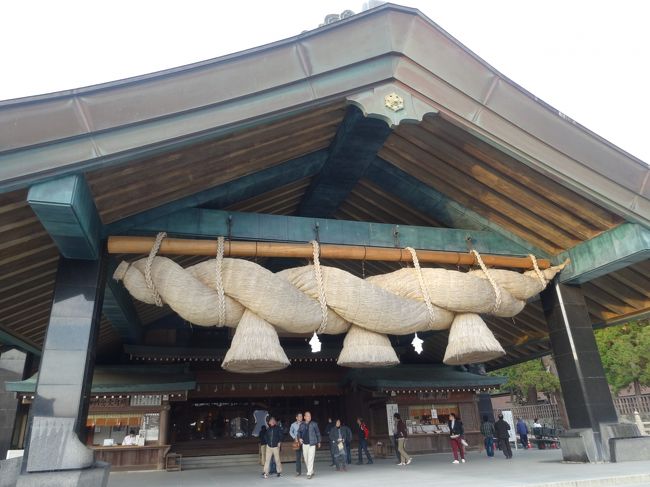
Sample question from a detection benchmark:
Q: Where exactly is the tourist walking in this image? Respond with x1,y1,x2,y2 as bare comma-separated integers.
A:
330,419,351,471
290,413,304,477
341,421,353,464
298,411,321,479
324,418,335,466
393,413,411,465
263,417,283,478
517,418,529,449
356,417,374,464
448,412,466,464
480,415,495,457
494,413,512,459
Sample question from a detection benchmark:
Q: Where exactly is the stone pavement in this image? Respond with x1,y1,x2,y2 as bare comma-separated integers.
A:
108,448,650,487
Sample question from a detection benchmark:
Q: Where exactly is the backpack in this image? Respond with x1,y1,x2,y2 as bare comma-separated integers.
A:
361,423,369,439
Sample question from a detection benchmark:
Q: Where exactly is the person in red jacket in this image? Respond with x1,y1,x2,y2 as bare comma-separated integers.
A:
355,417,374,465
448,413,465,464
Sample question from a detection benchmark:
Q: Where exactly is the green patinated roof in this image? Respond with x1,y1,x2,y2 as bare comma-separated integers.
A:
5,365,196,394
343,364,506,390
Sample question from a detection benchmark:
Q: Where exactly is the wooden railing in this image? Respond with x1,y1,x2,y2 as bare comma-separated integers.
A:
495,395,650,426
494,404,561,425
612,396,650,415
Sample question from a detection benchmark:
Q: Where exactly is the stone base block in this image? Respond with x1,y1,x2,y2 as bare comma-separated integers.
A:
0,457,21,487
600,422,640,460
610,436,650,462
559,429,598,462
15,462,110,487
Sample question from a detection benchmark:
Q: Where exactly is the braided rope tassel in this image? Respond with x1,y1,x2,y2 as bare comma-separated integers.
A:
144,232,166,307
311,240,328,335
215,236,227,326
529,254,547,287
406,247,436,329
471,249,502,313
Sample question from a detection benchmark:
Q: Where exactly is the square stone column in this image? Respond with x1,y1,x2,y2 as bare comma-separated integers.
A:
16,257,110,486
540,281,619,461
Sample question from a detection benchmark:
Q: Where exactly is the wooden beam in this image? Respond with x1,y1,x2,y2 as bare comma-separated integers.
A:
366,158,550,257
0,326,41,356
104,149,329,235
108,235,551,269
27,174,101,259
126,208,545,259
102,260,144,344
557,223,650,283
298,106,392,217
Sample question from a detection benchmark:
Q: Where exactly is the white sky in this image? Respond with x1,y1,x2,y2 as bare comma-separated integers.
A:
2,0,649,163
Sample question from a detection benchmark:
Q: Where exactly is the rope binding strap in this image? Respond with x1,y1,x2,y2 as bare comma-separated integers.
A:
215,236,227,326
470,249,501,313
405,247,436,329
309,240,327,352
405,247,432,354
529,254,547,288
145,232,167,307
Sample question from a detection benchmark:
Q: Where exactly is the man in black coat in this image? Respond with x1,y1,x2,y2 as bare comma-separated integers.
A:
494,414,513,459
263,417,283,478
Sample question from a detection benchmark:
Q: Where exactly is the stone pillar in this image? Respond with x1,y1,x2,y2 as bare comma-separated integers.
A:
159,404,171,446
17,257,110,486
0,350,28,459
540,281,622,462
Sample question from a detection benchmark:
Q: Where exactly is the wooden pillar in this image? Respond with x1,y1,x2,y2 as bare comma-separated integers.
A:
159,403,171,446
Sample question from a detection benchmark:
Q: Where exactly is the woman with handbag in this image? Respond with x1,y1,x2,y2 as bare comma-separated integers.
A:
330,419,351,471
448,413,466,464
393,413,412,465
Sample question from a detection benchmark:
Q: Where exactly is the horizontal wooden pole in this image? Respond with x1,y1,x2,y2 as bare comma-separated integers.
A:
108,236,553,269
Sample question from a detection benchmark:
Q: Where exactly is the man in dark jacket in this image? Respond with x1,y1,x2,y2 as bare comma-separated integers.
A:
356,417,374,464
494,414,512,459
330,419,352,471
263,417,283,478
298,411,321,479
516,418,529,449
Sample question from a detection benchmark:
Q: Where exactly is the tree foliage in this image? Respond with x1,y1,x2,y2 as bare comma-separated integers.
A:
594,319,650,394
490,358,560,404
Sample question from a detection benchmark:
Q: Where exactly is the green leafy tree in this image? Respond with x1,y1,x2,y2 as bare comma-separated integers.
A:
595,320,650,395
490,358,560,404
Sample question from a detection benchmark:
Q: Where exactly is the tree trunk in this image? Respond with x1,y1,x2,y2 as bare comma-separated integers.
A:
527,385,538,405
633,379,642,412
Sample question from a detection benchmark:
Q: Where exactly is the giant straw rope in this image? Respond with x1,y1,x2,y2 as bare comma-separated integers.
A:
114,233,567,373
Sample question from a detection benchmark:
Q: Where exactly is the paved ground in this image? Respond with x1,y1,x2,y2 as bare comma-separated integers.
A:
108,449,650,487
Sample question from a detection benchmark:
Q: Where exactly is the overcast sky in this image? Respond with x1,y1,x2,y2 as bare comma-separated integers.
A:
2,0,649,163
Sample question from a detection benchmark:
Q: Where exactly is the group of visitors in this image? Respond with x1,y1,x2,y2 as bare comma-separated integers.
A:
480,414,539,459
261,412,374,479
261,410,533,478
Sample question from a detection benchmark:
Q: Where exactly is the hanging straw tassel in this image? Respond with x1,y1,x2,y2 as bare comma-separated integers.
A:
222,310,290,373
443,313,505,365
337,325,399,368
